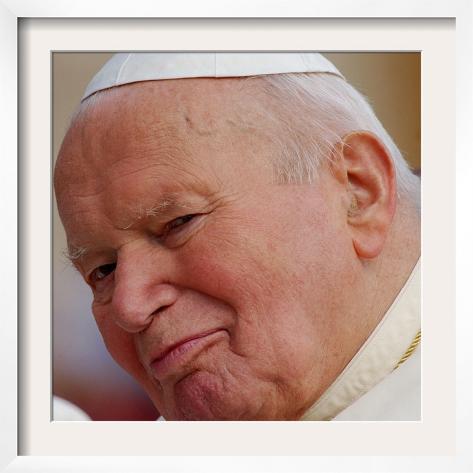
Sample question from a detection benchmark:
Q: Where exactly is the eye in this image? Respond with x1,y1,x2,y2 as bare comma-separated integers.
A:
90,263,116,283
165,214,197,233
157,213,204,247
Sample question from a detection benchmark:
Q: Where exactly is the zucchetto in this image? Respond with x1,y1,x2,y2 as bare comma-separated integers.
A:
82,52,344,101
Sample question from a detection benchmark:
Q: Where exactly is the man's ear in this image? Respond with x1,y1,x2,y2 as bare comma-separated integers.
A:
331,131,397,259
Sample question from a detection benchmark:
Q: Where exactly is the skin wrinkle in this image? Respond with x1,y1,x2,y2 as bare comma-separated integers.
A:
55,77,420,421
219,365,270,420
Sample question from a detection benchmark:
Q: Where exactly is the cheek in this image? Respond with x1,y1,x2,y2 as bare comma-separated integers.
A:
172,200,353,347
173,225,317,354
174,211,334,314
92,304,146,382
175,230,277,315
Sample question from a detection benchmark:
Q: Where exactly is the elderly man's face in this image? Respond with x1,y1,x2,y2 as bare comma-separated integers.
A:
55,79,362,420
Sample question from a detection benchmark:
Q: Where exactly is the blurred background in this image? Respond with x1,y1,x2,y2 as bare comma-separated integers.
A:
53,52,420,420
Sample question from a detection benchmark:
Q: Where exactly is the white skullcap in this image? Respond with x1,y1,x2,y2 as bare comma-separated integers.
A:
82,52,344,101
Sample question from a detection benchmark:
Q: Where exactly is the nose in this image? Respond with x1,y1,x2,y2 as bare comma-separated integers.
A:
110,242,179,333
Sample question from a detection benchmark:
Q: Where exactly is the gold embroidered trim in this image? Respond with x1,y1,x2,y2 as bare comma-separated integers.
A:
395,330,421,369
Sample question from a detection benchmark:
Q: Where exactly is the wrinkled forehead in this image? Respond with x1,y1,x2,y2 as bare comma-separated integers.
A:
77,76,262,130
54,78,276,219
56,79,261,181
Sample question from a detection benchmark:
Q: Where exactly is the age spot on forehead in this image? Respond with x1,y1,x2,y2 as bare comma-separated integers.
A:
183,113,214,137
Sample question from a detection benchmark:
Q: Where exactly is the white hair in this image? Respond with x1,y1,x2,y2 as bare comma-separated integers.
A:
255,72,420,210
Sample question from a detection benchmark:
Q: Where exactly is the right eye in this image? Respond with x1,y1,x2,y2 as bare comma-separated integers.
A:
90,263,116,284
165,214,196,233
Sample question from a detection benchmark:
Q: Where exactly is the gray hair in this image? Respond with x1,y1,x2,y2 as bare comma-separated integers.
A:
256,73,420,210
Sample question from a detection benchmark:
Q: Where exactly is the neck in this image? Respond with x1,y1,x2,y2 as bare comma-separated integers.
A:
366,199,421,328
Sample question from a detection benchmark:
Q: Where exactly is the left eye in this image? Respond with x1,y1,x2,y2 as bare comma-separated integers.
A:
165,214,196,232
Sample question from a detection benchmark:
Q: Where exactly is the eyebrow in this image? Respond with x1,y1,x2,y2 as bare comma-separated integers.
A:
63,245,88,265
117,195,197,230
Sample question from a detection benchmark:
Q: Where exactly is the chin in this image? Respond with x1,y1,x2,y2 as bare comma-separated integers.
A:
166,370,262,421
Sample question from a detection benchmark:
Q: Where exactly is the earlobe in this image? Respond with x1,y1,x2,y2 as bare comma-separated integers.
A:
339,131,397,259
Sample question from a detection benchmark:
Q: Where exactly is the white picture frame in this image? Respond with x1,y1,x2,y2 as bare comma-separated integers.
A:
1,1,472,471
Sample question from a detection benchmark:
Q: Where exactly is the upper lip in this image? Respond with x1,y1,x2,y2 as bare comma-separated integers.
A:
148,328,224,365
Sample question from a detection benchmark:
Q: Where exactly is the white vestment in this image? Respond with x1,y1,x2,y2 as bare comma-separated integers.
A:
333,347,420,421
53,396,91,421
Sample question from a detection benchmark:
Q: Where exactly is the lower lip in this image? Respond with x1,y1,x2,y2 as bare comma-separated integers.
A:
150,330,226,380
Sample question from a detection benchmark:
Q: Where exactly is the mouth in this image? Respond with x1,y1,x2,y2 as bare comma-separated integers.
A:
149,329,227,380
